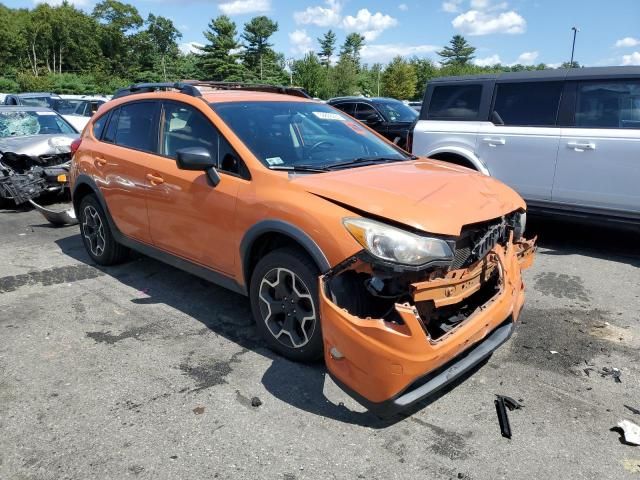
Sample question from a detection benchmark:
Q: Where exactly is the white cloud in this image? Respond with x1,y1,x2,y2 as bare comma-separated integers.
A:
452,9,526,35
218,0,270,15
342,9,398,41
515,50,538,65
361,43,439,63
33,0,90,6
470,0,489,8
294,0,342,27
473,54,502,66
615,37,640,48
179,42,204,55
441,0,462,13
289,29,314,55
622,52,640,66
398,3,408,11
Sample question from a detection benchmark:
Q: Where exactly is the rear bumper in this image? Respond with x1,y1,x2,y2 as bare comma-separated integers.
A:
320,238,535,415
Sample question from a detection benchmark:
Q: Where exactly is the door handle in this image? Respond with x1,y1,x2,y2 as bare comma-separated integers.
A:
94,157,107,167
482,137,506,146
567,141,596,152
146,173,165,185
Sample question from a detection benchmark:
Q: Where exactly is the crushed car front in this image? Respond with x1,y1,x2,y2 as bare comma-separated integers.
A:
292,160,536,415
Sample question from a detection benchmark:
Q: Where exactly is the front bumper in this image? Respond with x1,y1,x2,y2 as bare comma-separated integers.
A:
320,237,535,416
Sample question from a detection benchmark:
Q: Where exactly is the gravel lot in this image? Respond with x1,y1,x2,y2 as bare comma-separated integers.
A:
1,201,639,479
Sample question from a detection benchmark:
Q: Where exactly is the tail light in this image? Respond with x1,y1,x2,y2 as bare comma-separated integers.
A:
70,138,82,156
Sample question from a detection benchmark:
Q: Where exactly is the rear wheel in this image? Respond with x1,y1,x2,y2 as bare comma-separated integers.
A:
250,248,323,362
79,195,128,265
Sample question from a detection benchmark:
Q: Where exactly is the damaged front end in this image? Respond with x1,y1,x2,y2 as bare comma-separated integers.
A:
320,212,536,416
0,135,75,206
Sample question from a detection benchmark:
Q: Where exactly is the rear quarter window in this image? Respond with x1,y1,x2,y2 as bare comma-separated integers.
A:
492,81,563,127
92,113,109,139
427,84,482,120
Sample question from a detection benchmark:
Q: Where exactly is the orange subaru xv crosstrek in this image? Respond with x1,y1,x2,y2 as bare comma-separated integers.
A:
70,81,535,416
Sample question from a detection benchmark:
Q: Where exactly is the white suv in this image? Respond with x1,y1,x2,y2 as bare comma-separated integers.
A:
411,66,640,225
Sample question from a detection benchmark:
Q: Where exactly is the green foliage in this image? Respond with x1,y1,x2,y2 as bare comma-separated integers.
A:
382,57,417,100
16,73,53,92
0,77,19,93
318,30,336,68
438,35,476,66
292,53,326,97
241,15,282,80
340,33,365,69
198,15,247,81
331,57,359,96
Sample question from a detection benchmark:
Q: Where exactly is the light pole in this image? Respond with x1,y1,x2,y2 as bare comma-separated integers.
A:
570,26,579,67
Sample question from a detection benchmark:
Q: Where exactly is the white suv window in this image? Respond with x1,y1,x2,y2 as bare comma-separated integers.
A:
428,84,482,120
575,81,640,129
492,82,562,127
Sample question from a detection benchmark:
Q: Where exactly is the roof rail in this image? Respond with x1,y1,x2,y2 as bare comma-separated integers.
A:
113,81,311,100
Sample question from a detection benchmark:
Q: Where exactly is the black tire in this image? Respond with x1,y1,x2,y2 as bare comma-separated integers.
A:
250,248,323,362
78,194,129,265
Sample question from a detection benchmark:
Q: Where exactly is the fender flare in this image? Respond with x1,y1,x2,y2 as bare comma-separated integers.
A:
240,219,331,286
426,146,490,176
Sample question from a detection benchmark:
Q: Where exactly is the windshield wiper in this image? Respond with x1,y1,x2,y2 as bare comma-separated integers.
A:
323,156,407,170
268,164,329,173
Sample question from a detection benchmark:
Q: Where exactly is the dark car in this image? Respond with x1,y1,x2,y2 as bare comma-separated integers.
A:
3,92,62,108
327,96,418,149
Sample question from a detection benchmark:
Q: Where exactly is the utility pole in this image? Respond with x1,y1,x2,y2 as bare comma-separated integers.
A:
570,26,579,67
377,68,380,97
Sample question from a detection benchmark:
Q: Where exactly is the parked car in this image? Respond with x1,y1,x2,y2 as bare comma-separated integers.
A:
57,95,108,131
327,96,418,149
0,106,78,205
3,92,63,108
407,101,422,113
412,66,640,225
70,81,534,416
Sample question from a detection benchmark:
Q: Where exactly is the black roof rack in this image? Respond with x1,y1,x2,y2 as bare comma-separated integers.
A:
113,81,311,100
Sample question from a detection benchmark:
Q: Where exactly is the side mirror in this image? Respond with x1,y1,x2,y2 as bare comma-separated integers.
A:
176,147,220,186
364,113,382,126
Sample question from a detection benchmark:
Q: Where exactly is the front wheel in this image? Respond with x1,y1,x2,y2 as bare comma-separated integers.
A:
250,248,323,362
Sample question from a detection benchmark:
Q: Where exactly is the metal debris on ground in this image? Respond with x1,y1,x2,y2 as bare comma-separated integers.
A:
29,200,77,226
600,366,622,383
617,420,640,446
624,405,640,415
494,396,512,439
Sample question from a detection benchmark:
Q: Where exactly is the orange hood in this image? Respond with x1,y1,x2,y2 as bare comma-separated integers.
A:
293,159,526,236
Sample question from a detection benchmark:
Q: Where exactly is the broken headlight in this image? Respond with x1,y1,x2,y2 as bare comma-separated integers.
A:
343,217,454,267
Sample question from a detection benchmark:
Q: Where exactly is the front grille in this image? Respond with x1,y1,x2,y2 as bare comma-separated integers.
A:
452,216,510,269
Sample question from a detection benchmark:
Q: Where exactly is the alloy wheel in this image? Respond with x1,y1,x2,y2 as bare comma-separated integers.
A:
82,205,106,257
258,267,317,348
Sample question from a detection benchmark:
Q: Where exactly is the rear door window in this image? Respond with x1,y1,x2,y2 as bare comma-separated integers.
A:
332,102,357,116
114,102,159,153
575,80,640,129
492,82,563,126
428,84,482,120
103,108,119,143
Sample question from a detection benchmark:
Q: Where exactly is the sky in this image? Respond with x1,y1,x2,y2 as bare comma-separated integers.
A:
4,0,640,67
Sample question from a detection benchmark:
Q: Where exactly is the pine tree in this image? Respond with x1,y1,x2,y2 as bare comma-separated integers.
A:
241,15,278,80
317,29,336,68
339,32,365,68
197,15,246,81
437,35,475,66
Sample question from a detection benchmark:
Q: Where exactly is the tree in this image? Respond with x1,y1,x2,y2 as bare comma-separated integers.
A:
340,32,365,68
197,15,246,81
331,56,358,96
410,57,438,99
561,61,580,68
241,15,278,79
292,52,326,97
437,35,475,66
318,30,336,68
382,56,417,100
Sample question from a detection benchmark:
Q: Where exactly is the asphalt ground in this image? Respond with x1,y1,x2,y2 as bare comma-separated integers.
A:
1,200,639,480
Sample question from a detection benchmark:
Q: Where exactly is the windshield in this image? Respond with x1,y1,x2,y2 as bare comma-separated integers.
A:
19,97,56,108
376,100,418,123
55,99,86,115
211,101,408,169
0,111,76,138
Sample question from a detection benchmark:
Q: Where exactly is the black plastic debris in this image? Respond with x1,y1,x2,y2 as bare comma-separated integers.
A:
251,396,262,407
494,396,512,439
600,367,622,383
625,405,640,416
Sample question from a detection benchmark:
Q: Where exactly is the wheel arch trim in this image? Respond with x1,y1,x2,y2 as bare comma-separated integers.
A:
426,146,490,175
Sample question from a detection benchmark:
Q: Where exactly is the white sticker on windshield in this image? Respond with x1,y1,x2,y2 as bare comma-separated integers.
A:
265,156,284,165
36,111,57,116
312,111,345,121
